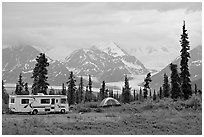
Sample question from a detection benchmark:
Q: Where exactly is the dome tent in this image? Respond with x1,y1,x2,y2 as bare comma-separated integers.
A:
99,97,121,107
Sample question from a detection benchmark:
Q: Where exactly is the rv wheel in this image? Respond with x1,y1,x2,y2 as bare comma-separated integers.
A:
32,110,38,115
61,109,66,114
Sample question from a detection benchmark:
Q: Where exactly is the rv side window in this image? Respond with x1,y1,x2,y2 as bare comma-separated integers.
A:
10,98,15,103
21,99,29,104
41,99,50,104
61,98,67,104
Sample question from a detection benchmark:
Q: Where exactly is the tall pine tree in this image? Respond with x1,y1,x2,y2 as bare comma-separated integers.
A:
194,84,197,95
122,75,131,103
143,73,152,99
22,83,29,95
61,83,66,95
153,89,156,101
66,71,76,105
31,53,49,95
88,75,92,101
78,76,84,103
159,87,163,99
180,21,192,100
170,63,182,100
2,80,9,104
17,73,24,95
163,73,170,98
100,81,106,101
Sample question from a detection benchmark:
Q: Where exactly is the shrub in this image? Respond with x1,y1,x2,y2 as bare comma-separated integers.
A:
78,108,91,113
185,95,202,110
94,108,103,113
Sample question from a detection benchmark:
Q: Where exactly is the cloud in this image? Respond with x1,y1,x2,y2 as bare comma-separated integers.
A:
2,2,202,64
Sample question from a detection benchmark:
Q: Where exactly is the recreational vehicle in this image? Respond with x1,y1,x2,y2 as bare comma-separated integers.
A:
9,93,69,114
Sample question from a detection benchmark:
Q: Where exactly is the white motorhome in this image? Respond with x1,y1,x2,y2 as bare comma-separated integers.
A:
9,93,69,115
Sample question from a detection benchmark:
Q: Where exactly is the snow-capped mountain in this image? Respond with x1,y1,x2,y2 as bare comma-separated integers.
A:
126,46,178,71
2,45,70,86
64,42,149,82
145,45,202,91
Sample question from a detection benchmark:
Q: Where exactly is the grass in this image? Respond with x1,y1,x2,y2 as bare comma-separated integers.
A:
2,95,202,135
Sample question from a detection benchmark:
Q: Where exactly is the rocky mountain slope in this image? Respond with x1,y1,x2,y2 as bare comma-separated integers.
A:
64,42,149,82
2,45,69,86
146,45,202,91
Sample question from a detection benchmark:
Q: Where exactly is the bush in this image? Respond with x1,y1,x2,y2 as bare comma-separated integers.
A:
85,102,98,108
94,108,103,113
78,108,91,113
184,95,201,110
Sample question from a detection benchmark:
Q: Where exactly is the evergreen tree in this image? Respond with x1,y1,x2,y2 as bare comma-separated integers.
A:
149,89,152,98
99,81,105,101
15,83,19,95
85,86,89,102
159,87,163,99
75,88,79,104
180,21,192,100
139,87,143,101
61,83,66,95
105,89,109,98
2,80,9,104
78,76,84,103
122,75,131,103
194,84,197,95
16,73,24,95
170,63,182,100
136,93,139,101
88,75,92,101
31,53,49,95
163,73,170,98
66,71,76,105
133,89,136,101
153,89,156,101
109,90,113,98
143,73,152,99
22,83,29,95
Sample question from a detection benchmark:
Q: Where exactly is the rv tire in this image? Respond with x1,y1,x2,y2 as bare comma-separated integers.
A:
32,109,38,115
61,109,66,114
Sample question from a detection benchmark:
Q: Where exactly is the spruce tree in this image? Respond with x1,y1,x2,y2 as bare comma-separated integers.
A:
136,93,139,101
75,88,79,104
78,76,84,103
133,89,136,101
109,90,113,98
170,63,182,100
180,21,192,100
2,80,9,104
122,75,131,103
17,73,24,95
31,53,49,95
15,83,19,95
194,84,197,95
66,71,76,105
143,73,152,99
88,75,92,101
139,87,142,101
85,86,89,102
61,83,66,95
153,89,156,101
100,81,105,101
163,73,170,98
105,89,109,98
159,87,163,99
149,89,152,98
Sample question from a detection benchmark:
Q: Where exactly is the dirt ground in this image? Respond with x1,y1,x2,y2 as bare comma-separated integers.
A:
2,106,202,135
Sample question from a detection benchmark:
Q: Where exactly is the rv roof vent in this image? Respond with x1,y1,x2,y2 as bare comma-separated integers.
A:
37,93,44,96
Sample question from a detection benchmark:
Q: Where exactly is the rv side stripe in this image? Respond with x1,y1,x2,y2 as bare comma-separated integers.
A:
32,106,50,108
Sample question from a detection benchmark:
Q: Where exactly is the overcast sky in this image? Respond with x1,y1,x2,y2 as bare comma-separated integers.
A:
2,2,202,66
